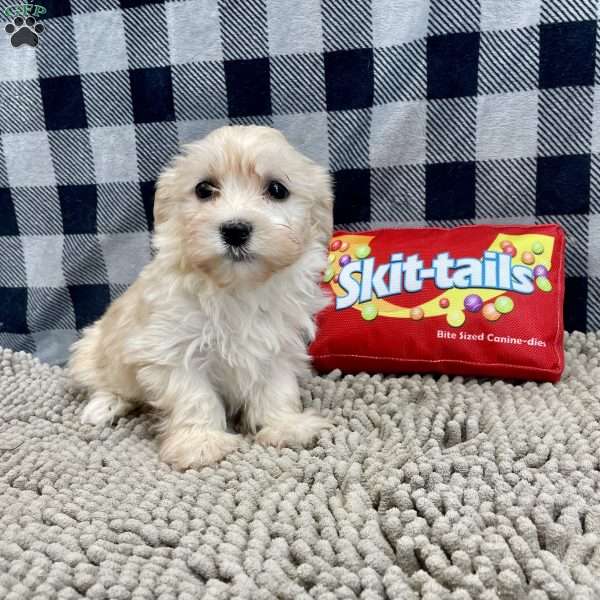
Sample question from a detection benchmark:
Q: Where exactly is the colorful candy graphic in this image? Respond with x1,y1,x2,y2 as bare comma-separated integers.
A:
330,239,341,252
533,265,549,278
494,296,514,314
502,244,517,257
410,307,424,321
536,276,552,292
464,294,483,312
439,298,450,308
361,303,378,321
532,241,544,255
339,241,349,252
355,245,371,259
447,310,466,328
482,303,501,321
521,251,534,265
323,265,335,283
339,254,351,267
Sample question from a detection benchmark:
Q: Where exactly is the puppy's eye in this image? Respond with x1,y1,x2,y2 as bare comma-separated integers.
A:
195,181,214,200
267,180,289,201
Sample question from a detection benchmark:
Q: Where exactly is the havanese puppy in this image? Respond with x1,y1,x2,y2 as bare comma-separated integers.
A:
69,125,333,469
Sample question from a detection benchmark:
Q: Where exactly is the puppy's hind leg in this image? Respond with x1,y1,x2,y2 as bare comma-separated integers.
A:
81,391,135,425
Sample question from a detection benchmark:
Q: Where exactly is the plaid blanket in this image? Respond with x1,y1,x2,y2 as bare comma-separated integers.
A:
0,0,598,365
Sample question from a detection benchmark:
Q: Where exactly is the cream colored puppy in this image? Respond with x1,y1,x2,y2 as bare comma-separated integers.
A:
69,125,333,469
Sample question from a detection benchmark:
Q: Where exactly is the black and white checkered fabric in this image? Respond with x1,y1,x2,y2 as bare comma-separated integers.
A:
0,0,598,364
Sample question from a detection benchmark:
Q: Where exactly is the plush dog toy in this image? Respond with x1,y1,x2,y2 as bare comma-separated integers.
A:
310,224,565,382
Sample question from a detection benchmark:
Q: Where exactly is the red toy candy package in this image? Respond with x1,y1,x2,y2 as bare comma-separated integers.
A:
309,225,565,382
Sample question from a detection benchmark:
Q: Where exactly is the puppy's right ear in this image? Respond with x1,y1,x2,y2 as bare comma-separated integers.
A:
153,167,175,228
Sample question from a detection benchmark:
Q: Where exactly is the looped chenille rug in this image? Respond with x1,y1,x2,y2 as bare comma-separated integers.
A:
1,332,600,599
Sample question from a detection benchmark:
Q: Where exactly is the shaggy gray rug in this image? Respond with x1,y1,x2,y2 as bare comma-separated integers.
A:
1,333,600,600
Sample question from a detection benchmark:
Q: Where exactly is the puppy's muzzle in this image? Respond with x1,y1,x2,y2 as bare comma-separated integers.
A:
220,220,253,248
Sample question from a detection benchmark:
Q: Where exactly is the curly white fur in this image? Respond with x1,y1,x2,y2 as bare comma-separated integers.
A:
69,125,333,469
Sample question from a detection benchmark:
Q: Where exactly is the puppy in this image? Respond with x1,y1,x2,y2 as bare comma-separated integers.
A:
69,125,333,469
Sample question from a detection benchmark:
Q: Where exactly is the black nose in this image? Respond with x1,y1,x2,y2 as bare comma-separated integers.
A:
220,221,253,247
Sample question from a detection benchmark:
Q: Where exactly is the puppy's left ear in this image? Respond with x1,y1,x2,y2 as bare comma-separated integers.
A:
310,168,334,246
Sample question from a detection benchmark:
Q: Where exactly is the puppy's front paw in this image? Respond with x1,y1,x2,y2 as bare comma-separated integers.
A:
256,411,331,449
81,392,133,426
160,428,241,469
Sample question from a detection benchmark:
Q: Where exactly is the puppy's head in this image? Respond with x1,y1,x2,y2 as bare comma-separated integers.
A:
154,125,333,287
